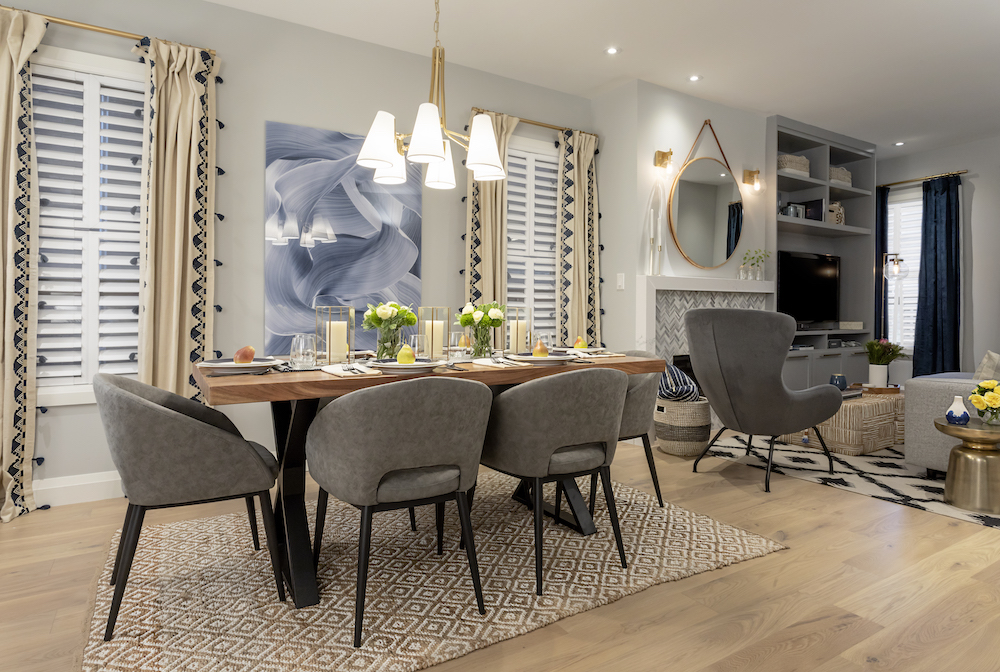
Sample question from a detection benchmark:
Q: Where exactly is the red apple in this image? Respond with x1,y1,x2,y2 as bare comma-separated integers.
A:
233,345,255,363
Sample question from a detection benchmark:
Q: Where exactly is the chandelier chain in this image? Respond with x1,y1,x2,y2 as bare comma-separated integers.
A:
433,0,440,47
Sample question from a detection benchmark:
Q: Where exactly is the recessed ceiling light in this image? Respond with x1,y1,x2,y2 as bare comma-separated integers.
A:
605,47,620,55
895,141,905,146
720,173,726,177
689,75,701,82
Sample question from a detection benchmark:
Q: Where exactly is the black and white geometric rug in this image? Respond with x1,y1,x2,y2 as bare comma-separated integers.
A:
706,434,1000,529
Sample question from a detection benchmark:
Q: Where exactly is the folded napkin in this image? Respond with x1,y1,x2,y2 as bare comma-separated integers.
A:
567,349,625,358
473,357,531,368
321,363,382,377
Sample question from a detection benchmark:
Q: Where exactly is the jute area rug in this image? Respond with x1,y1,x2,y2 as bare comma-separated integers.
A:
709,434,1000,529
82,472,783,671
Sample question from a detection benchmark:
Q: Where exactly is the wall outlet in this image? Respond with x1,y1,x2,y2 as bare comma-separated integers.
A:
616,273,625,290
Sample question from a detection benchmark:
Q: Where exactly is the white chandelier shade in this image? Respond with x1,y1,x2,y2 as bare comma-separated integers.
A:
465,114,505,177
424,140,456,190
373,147,407,185
357,111,398,169
406,103,446,164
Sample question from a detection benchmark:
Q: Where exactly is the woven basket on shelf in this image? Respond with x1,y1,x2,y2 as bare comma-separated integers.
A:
654,396,711,456
829,165,852,185
777,154,810,175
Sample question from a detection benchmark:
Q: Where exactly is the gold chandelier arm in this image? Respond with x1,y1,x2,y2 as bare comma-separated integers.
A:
443,128,469,150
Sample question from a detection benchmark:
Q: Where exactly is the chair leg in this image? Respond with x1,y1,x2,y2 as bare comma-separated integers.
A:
814,426,835,474
693,427,727,473
599,467,627,569
110,503,135,586
259,490,287,602
641,434,664,507
245,496,261,551
532,477,544,596
104,505,145,641
313,488,329,571
435,501,445,555
409,507,417,532
588,473,598,516
460,481,477,551
745,434,754,456
554,481,563,525
764,436,777,493
455,490,486,614
354,506,374,648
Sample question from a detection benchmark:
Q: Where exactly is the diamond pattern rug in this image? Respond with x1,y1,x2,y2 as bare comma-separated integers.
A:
81,472,783,671
709,434,1000,529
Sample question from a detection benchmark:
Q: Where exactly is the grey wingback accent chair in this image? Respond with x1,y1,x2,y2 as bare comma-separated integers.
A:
306,376,493,648
479,368,629,596
93,374,284,641
684,309,843,492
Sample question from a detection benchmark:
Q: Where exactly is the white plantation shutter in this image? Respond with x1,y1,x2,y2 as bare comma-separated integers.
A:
506,143,559,335
887,196,922,349
32,61,143,385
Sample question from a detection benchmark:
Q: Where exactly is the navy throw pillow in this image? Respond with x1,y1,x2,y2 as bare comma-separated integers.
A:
658,364,700,402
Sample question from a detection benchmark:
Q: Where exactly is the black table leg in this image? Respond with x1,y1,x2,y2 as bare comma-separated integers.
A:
271,398,320,608
511,477,597,536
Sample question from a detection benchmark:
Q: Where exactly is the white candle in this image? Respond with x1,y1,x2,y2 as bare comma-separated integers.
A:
424,320,444,358
510,319,528,353
326,320,348,362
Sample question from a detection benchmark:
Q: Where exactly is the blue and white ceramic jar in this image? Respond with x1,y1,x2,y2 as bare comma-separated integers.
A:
946,396,971,425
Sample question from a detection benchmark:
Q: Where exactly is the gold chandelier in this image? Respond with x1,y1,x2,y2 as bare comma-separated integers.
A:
355,0,505,189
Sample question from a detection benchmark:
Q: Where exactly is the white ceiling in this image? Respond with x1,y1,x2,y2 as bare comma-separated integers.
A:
208,0,1000,158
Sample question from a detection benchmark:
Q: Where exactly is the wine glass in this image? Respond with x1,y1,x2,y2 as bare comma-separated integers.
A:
407,334,427,360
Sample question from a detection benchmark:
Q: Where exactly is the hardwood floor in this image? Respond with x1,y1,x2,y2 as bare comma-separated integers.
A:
2,439,998,671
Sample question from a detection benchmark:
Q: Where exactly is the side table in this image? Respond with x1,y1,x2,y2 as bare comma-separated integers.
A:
934,417,1000,514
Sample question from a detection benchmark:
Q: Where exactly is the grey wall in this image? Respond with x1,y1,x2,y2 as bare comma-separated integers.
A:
877,134,1000,371
27,0,593,482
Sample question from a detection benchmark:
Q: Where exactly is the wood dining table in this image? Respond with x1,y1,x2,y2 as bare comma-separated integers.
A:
193,355,665,608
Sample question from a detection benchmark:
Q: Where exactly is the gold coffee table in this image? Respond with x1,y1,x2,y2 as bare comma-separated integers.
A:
935,417,1000,514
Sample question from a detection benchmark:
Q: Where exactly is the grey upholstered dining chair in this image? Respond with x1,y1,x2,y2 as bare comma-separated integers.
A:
684,309,843,492
479,368,629,596
306,376,493,648
93,374,285,641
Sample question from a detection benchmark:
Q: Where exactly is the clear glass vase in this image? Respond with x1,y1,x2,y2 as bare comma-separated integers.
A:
738,264,748,280
472,325,493,358
753,265,764,281
376,327,402,360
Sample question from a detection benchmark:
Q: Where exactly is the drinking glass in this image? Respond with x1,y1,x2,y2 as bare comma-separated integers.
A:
449,331,471,362
532,331,556,353
290,333,317,370
407,334,427,360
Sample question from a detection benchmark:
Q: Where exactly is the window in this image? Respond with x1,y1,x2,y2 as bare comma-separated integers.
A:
32,48,145,386
886,190,922,348
505,138,559,335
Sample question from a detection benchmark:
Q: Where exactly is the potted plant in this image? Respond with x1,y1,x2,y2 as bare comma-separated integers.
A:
362,301,417,359
863,339,905,388
969,380,1000,425
741,248,771,281
456,301,505,358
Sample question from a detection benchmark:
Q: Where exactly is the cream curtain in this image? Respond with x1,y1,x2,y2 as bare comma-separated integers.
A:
0,10,45,522
557,130,601,346
465,111,519,306
133,38,218,398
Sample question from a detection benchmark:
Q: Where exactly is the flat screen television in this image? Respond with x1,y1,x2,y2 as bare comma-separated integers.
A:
776,251,840,326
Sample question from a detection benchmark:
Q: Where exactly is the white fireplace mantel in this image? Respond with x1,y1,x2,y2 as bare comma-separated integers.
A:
635,275,775,351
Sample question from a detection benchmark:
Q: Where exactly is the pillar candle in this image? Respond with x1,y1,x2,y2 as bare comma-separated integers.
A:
424,320,444,358
326,320,348,362
510,319,528,353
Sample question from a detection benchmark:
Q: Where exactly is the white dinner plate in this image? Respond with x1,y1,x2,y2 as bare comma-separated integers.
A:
507,353,576,366
551,346,606,354
197,358,284,375
368,358,447,374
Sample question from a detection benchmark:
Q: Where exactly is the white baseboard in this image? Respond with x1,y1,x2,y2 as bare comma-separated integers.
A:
32,470,123,507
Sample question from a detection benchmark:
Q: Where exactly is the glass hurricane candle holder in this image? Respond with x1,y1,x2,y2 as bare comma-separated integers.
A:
314,298,355,364
417,306,450,360
506,306,531,354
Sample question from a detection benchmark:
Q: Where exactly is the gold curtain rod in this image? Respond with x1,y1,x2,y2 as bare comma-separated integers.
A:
878,169,967,188
0,4,216,57
472,106,597,138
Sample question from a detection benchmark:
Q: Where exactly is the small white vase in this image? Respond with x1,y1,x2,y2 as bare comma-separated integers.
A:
869,364,889,388
946,396,971,425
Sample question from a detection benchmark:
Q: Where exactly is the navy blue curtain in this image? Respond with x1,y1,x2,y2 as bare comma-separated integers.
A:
726,202,743,258
874,186,889,339
913,175,961,376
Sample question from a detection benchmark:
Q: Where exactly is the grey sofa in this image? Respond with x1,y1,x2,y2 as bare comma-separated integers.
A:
904,372,975,475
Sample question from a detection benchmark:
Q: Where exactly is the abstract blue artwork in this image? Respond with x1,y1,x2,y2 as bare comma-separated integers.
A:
264,121,422,355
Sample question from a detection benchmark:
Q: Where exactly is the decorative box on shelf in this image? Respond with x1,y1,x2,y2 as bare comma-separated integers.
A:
777,154,810,176
830,166,853,187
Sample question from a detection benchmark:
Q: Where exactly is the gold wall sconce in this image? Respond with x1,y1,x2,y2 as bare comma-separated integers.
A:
654,149,675,175
743,169,761,191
